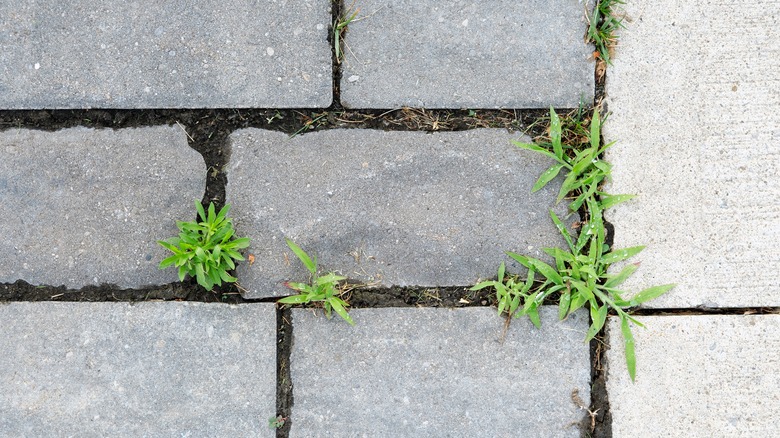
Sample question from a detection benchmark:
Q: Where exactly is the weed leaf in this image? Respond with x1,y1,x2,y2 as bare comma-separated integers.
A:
621,315,637,382
631,284,676,306
285,238,316,274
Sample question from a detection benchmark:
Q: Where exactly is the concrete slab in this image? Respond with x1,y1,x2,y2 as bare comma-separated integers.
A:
0,1,332,108
606,314,780,436
340,0,594,109
0,127,205,288
290,307,590,437
603,1,780,307
0,302,276,437
227,128,570,298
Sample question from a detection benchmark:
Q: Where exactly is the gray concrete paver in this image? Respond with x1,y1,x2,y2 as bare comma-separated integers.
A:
606,314,780,436
0,0,332,108
290,307,590,437
0,126,205,288
0,302,276,437
603,0,780,307
340,0,594,108
227,128,570,298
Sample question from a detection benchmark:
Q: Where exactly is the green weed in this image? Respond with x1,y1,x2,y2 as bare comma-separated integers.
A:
490,107,675,381
277,238,355,326
334,2,360,64
588,0,626,64
268,415,286,429
158,201,250,291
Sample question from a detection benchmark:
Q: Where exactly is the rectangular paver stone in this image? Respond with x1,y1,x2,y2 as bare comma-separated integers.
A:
0,127,205,288
290,307,590,437
0,302,276,437
606,314,780,436
603,0,780,307
340,0,594,108
0,1,332,108
227,128,570,298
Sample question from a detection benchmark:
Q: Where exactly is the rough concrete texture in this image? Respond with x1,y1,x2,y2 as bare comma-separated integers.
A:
340,0,594,109
0,1,331,108
290,307,590,437
603,1,780,307
0,127,205,288
606,314,780,436
0,302,276,437
227,128,570,298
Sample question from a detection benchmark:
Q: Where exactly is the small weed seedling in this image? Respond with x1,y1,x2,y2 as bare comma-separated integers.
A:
334,2,360,64
158,201,249,291
268,415,286,429
587,0,626,64
277,238,355,326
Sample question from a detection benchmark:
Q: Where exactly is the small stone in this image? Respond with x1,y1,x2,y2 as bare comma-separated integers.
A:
347,75,359,82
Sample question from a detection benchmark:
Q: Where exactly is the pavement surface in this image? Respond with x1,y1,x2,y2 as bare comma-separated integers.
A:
1,0,778,436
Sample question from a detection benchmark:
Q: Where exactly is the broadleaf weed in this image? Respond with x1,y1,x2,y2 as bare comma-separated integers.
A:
158,201,250,291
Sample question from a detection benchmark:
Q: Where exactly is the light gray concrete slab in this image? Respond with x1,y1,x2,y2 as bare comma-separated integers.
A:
0,127,205,288
603,1,780,307
0,302,276,437
606,314,780,436
227,128,570,298
0,1,332,108
340,0,594,109
290,307,590,437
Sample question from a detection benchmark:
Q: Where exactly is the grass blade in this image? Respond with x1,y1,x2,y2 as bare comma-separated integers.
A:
532,164,565,193
631,284,676,306
621,315,637,382
329,297,355,326
549,107,563,160
601,246,645,265
285,238,316,274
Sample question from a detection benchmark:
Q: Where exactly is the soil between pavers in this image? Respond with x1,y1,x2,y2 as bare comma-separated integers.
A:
0,302,276,437
227,128,572,298
289,307,591,437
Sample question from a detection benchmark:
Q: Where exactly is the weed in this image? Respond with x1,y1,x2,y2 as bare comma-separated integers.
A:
268,415,286,429
334,2,360,64
514,107,634,213
489,107,675,381
277,238,355,325
587,0,626,64
508,200,674,381
158,201,249,291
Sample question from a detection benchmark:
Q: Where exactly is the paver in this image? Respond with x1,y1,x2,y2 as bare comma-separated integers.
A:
290,307,590,437
0,302,276,437
227,128,570,298
606,314,780,436
340,0,594,109
0,126,205,288
603,0,780,307
0,0,332,108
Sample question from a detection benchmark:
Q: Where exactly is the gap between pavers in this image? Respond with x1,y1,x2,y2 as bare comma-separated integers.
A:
0,126,205,289
0,1,332,108
289,307,591,437
340,0,595,108
0,302,276,437
226,128,571,298
606,314,780,436
603,0,780,307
